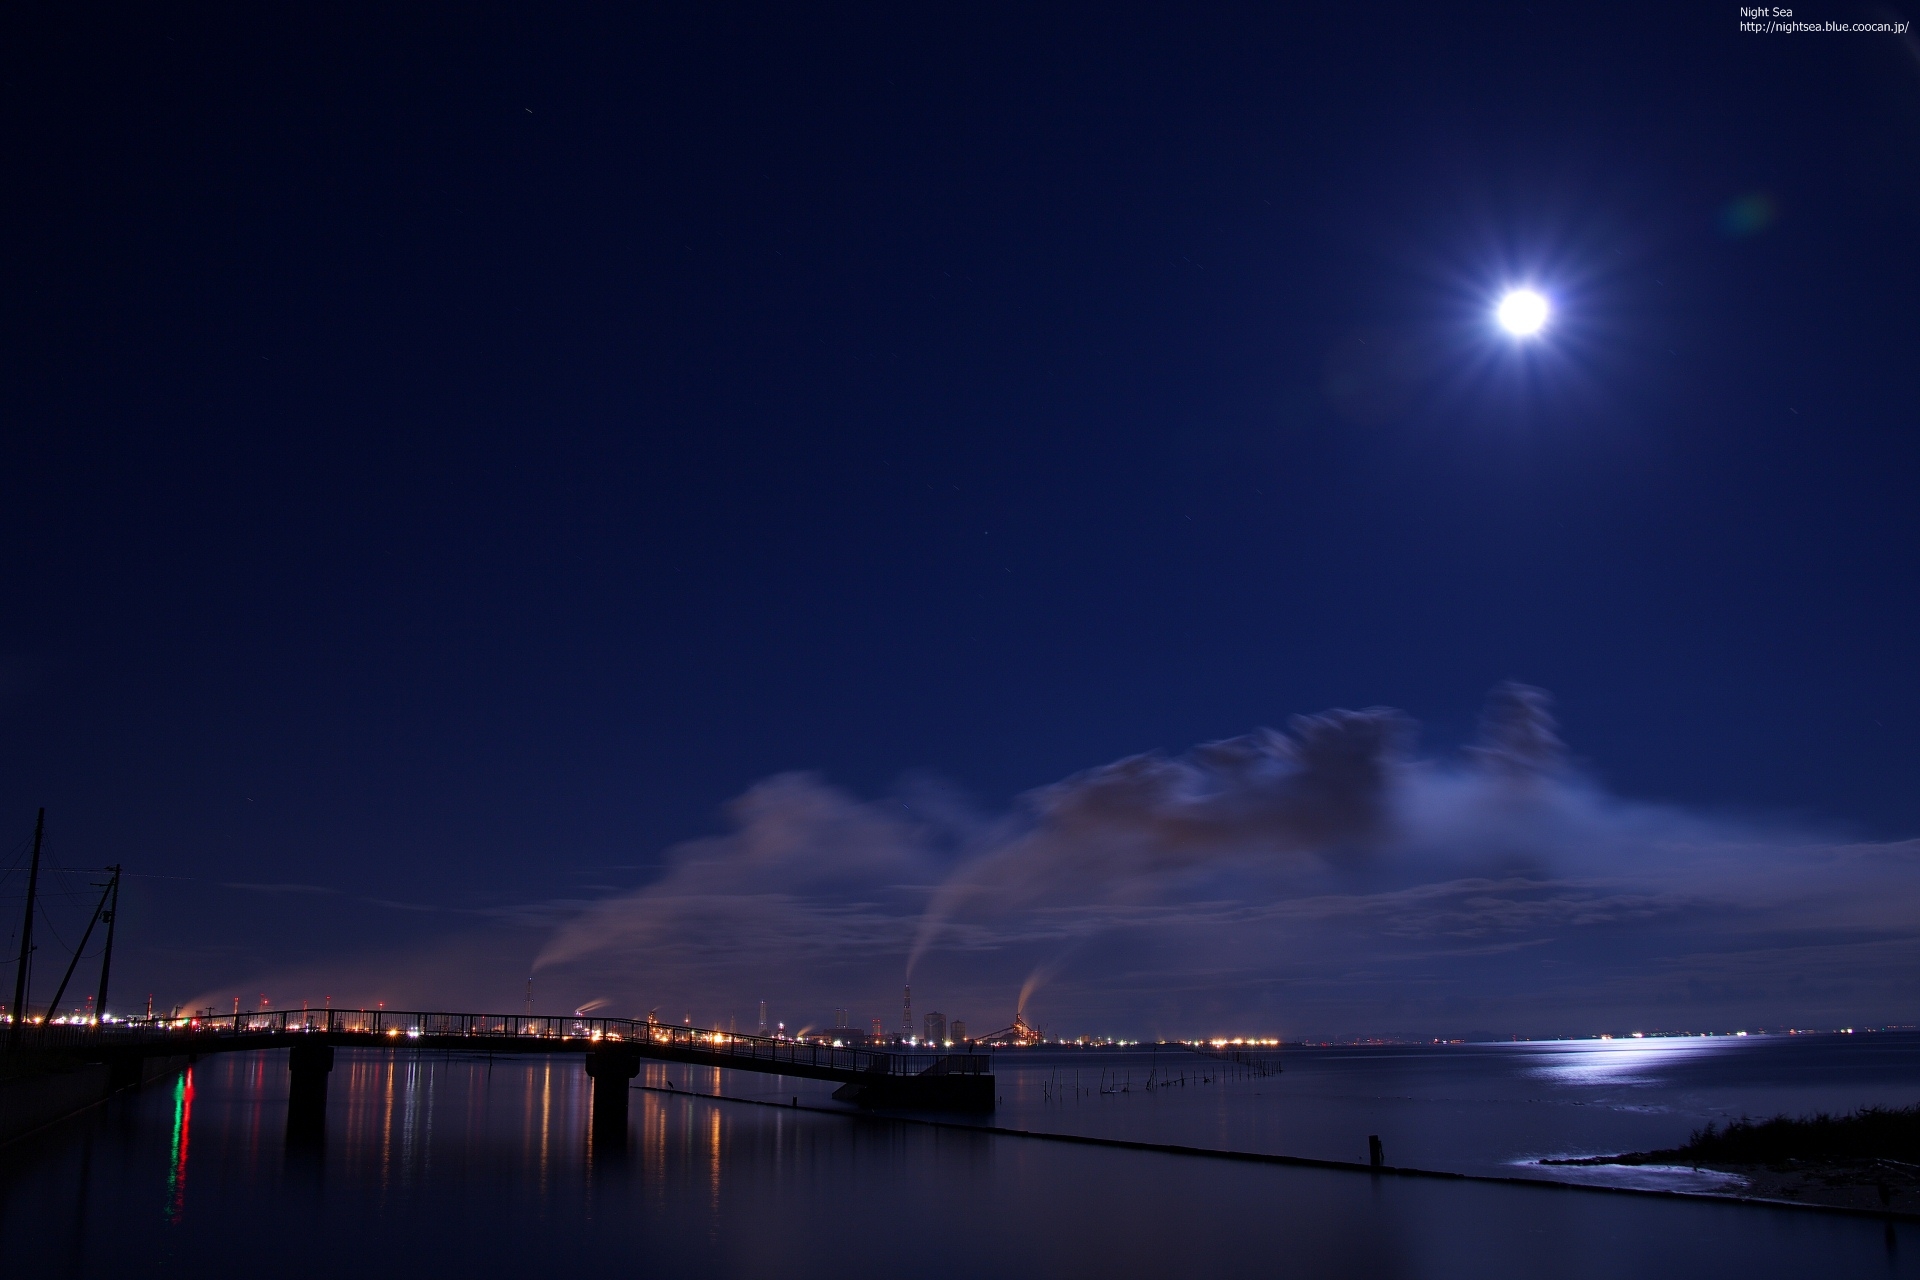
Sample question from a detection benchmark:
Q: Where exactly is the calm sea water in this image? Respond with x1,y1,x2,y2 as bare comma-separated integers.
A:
5,1033,1917,1277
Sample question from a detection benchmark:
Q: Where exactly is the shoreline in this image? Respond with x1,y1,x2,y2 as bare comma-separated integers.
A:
632,1081,1920,1224
1541,1153,1920,1215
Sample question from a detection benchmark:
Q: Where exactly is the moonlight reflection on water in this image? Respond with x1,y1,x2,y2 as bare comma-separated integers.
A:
4,1037,1915,1278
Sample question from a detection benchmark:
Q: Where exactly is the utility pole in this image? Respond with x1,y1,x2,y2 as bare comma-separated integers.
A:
9,809,44,1039
41,871,113,1024
94,865,121,1021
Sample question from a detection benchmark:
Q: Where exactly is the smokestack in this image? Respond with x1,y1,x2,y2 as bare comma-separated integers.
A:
902,985,912,1039
758,1000,768,1035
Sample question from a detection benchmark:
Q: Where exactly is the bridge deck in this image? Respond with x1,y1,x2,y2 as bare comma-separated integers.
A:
7,1009,990,1087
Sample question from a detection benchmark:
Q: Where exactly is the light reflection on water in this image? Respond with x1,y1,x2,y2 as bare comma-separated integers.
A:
2,1042,1915,1278
1517,1036,1739,1087
1526,1161,1750,1195
979,1032,1920,1192
163,1067,191,1222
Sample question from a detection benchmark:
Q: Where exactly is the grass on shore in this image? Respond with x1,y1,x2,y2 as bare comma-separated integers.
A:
1674,1105,1920,1165
1548,1104,1920,1167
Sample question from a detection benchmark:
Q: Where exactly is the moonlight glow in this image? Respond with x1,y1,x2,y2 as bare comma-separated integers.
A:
1496,289,1550,336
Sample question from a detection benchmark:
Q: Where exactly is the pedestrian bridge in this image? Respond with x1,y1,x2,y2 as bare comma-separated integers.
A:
12,1008,995,1122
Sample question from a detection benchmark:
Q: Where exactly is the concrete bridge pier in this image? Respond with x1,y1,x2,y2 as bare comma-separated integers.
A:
585,1045,641,1144
286,1041,334,1147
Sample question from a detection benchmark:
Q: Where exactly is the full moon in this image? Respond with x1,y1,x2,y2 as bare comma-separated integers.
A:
1496,289,1550,336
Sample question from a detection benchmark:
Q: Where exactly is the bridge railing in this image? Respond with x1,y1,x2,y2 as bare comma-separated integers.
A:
77,1009,992,1077
2,1019,182,1055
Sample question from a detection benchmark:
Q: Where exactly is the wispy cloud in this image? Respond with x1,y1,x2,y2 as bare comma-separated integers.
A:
526,685,1920,1038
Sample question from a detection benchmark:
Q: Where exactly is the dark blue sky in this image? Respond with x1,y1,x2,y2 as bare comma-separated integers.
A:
4,5,1918,1030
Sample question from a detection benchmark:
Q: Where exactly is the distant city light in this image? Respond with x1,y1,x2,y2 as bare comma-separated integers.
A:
1495,288,1550,337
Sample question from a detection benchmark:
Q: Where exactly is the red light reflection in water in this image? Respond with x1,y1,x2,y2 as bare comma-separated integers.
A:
164,1067,194,1222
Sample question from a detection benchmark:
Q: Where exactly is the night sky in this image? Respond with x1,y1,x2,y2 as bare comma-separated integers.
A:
4,6,1918,1038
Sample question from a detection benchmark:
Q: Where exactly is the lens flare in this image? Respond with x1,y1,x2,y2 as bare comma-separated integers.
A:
1496,289,1550,336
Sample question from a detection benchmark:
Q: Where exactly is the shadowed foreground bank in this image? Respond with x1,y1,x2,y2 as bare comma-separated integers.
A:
1,1049,1910,1278
1546,1104,1920,1213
